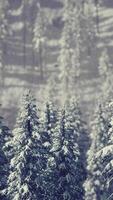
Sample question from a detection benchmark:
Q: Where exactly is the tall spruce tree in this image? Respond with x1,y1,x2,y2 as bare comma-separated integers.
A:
44,102,58,142
66,99,84,138
84,104,110,200
59,0,82,103
66,99,88,165
56,109,85,200
6,91,47,200
98,48,113,102
41,102,59,155
0,114,11,199
94,102,113,200
59,0,72,102
45,108,86,200
33,2,47,79
41,102,60,200
45,71,59,104
0,0,9,91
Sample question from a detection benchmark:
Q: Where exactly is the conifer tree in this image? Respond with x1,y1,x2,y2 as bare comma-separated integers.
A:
66,99,84,137
42,102,58,154
45,102,58,134
84,104,110,200
94,102,113,200
59,0,72,102
98,48,113,101
70,3,81,96
80,0,98,76
0,114,11,199
45,71,59,104
102,114,113,200
45,108,86,200
94,0,100,33
33,2,47,79
0,0,9,91
6,91,46,200
41,103,60,200
66,98,88,165
59,0,82,103
57,109,85,200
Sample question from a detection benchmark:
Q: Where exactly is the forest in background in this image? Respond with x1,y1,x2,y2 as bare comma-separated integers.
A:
0,0,113,128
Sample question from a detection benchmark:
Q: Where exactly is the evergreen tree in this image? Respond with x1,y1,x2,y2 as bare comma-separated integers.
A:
94,0,100,33
41,103,60,200
45,108,86,200
44,102,58,136
80,0,98,77
33,2,47,79
84,104,110,200
45,70,59,104
6,91,46,200
59,0,82,103
0,113,11,199
66,98,88,164
66,99,84,138
98,49,110,78
41,102,59,154
59,0,72,103
98,48,113,101
86,0,97,54
0,0,9,91
94,101,113,199
57,109,85,199
70,3,81,96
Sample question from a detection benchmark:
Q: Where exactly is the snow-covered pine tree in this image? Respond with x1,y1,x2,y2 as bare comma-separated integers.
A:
94,102,113,200
102,121,113,199
70,2,81,96
42,103,53,151
94,0,100,33
98,49,109,78
33,2,47,79
59,0,81,103
42,102,58,154
45,70,59,104
45,102,58,130
0,113,12,199
40,102,60,200
6,91,47,200
56,109,86,200
86,0,97,55
0,0,9,91
66,99,83,138
98,48,113,102
84,104,110,200
46,108,86,200
65,98,88,166
58,0,73,103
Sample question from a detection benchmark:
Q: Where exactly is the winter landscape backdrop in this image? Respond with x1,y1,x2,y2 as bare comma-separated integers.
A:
0,0,113,199
1,0,112,128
